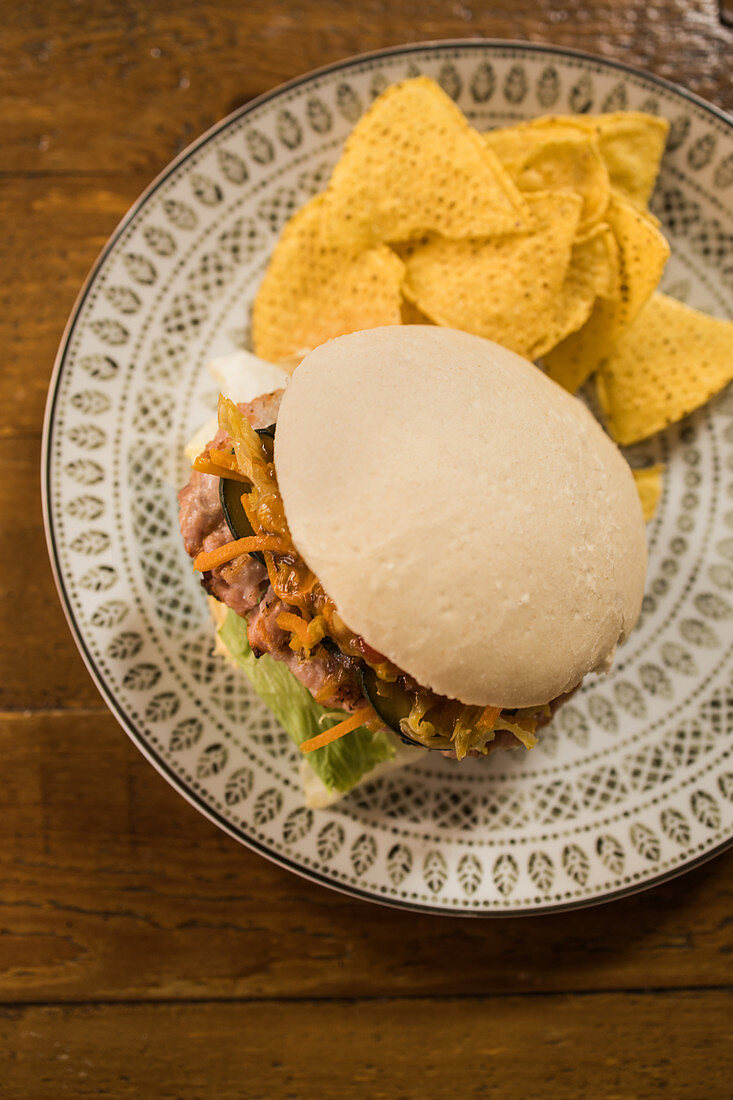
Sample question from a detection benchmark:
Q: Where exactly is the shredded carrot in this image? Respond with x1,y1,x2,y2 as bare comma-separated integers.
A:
277,610,314,650
300,704,374,754
297,572,318,596
209,448,239,470
192,455,250,483
307,615,327,646
276,611,328,653
475,705,502,732
193,535,288,572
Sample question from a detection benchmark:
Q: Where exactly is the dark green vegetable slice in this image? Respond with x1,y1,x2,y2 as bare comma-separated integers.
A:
256,424,276,460
358,664,419,745
218,425,277,565
219,476,264,561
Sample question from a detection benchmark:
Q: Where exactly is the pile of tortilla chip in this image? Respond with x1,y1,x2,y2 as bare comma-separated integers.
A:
252,76,733,522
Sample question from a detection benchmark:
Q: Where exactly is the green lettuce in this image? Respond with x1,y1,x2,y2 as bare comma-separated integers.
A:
218,608,395,793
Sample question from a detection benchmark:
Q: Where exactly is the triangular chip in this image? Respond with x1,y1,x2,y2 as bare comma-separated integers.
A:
544,194,670,392
400,297,434,325
570,112,669,209
488,111,668,210
484,122,610,234
597,292,733,444
543,298,617,394
252,194,405,368
633,201,662,230
401,191,582,358
606,194,670,328
532,222,618,359
324,76,534,249
632,465,665,522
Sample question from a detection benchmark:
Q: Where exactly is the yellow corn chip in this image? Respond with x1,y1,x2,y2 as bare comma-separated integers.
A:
401,191,582,358
489,111,667,210
485,118,589,164
324,76,534,249
633,201,662,230
252,194,405,368
597,292,733,444
606,195,671,328
543,298,617,394
544,194,670,392
532,223,618,359
632,465,665,522
484,123,610,234
400,297,434,325
571,112,670,209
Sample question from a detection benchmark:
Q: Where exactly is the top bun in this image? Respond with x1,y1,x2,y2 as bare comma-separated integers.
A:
274,327,647,708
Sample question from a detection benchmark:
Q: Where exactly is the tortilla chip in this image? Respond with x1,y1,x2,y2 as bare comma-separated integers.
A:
597,292,733,444
484,123,610,234
635,202,662,230
543,299,617,394
489,111,667,210
543,194,670,392
400,297,434,325
252,194,405,368
324,76,534,249
532,222,618,359
572,112,669,209
606,195,670,328
401,190,582,358
632,465,665,522
485,118,589,162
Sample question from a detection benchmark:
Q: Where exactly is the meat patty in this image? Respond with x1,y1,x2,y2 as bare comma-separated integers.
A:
178,390,283,616
248,589,365,713
180,389,364,711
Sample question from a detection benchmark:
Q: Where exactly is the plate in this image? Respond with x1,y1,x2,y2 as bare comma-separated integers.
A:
43,41,733,914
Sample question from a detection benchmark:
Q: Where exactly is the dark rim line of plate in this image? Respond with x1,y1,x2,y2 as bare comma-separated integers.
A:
41,39,733,917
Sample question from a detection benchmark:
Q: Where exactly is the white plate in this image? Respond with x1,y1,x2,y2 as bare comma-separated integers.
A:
43,41,733,913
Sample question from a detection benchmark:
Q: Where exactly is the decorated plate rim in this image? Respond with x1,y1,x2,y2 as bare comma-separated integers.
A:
42,38,733,916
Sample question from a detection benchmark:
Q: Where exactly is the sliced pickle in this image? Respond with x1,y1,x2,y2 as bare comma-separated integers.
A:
359,665,496,753
257,423,276,460
218,426,276,565
359,665,421,746
219,478,265,564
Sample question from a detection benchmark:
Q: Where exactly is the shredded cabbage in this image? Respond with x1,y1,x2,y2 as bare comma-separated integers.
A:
400,694,546,757
452,717,497,759
494,717,539,750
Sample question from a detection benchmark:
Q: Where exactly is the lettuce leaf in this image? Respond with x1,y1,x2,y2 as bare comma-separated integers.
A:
218,608,395,793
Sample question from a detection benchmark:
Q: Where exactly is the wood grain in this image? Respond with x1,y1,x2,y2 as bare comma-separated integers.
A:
0,177,143,707
2,0,731,177
0,177,145,437
1,708,731,1004
2,2,732,1095
0,436,106,709
3,993,732,1099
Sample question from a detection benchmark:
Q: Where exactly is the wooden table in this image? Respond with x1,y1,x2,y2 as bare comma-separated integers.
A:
3,3,733,1096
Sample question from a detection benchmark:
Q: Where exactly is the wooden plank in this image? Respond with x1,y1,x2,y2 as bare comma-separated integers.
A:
0,178,143,707
2,1,731,175
1,992,731,1098
0,436,105,709
0,177,146,437
1,707,731,1003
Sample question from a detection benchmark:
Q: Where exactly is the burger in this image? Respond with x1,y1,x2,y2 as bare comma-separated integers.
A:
179,327,647,807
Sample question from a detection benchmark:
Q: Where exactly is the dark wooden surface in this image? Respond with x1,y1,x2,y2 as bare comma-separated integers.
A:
3,3,733,1097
